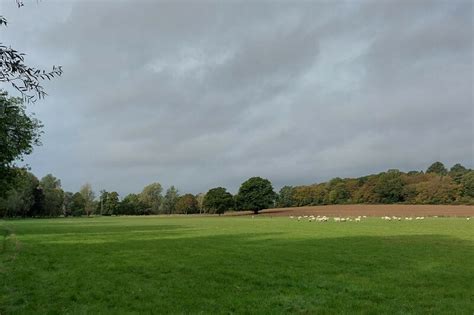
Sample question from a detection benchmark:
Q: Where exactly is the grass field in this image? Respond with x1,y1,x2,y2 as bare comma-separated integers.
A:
1,216,473,314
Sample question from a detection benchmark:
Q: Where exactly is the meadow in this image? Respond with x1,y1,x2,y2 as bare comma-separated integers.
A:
1,216,473,314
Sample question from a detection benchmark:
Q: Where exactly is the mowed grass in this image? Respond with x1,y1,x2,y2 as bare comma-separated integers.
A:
1,216,473,314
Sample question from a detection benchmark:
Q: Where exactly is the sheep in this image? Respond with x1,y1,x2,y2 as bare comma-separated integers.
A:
355,217,361,222
334,217,341,222
467,217,470,221
362,215,367,218
289,216,294,219
297,216,302,221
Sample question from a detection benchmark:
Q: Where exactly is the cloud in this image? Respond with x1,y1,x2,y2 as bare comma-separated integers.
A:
1,0,472,195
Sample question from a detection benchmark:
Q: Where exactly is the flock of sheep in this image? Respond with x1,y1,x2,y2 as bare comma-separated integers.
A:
289,215,471,222
289,215,366,222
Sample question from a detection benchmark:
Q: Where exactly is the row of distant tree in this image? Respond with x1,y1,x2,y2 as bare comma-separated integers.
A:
0,173,275,217
276,162,473,207
0,162,472,218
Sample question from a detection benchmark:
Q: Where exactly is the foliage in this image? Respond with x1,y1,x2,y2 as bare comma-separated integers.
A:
103,191,120,215
461,171,474,198
1,162,473,217
79,183,95,216
0,168,38,217
276,186,294,208
40,174,64,217
175,194,199,214
203,187,233,215
161,186,179,214
236,177,276,214
426,161,448,175
119,193,147,215
70,192,85,217
139,183,163,214
0,91,42,196
195,193,206,214
374,170,404,203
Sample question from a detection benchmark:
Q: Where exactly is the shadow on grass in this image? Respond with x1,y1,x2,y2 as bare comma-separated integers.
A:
2,230,473,314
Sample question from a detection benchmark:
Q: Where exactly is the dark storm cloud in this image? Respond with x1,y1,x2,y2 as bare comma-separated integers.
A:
1,0,472,195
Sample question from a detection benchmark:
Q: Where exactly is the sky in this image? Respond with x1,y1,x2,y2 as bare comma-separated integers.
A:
1,0,473,195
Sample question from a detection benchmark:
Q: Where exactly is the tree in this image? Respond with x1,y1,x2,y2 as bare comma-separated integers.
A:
104,191,119,215
276,186,294,208
461,171,474,198
426,161,447,175
70,192,85,217
0,91,42,196
119,193,145,215
40,174,64,216
161,186,179,214
195,193,206,214
175,194,199,214
0,168,38,217
99,190,108,215
236,177,276,214
449,163,469,184
139,183,163,214
63,191,74,217
79,183,95,216
373,170,404,203
203,187,233,215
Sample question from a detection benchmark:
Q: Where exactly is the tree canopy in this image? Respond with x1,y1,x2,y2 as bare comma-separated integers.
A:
236,177,276,214
203,187,234,215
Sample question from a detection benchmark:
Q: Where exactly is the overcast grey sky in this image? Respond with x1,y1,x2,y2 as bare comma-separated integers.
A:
1,0,473,195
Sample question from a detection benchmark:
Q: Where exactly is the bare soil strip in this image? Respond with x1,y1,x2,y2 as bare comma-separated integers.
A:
231,204,474,217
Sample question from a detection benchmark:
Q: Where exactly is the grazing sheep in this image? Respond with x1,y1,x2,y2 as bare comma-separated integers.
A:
297,216,302,221
467,217,470,221
362,216,367,218
289,216,294,219
334,217,341,222
355,217,361,222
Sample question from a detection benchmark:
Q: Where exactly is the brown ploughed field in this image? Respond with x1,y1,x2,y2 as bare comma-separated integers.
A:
250,204,474,217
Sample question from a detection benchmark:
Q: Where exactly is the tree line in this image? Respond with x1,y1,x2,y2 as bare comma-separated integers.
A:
0,162,472,218
276,162,473,207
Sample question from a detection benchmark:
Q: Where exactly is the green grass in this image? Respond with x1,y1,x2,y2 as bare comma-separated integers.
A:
1,216,473,314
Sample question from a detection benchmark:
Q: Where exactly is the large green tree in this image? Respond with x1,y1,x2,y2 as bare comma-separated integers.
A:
70,192,85,217
119,193,145,215
104,191,120,215
203,187,233,215
236,177,276,214
0,91,42,196
0,169,39,217
40,174,64,217
161,186,179,214
139,183,163,214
